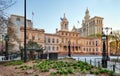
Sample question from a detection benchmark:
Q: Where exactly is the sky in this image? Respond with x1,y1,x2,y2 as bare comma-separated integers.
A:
6,0,120,33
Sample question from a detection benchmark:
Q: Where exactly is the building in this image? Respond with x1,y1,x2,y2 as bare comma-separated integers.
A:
78,8,103,37
8,9,103,55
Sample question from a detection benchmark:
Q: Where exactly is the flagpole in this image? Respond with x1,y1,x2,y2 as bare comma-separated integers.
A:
24,0,27,62
32,12,33,22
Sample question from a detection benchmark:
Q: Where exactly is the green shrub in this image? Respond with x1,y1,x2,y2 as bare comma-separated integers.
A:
50,72,56,76
107,70,114,76
82,69,86,74
67,68,74,74
4,60,23,66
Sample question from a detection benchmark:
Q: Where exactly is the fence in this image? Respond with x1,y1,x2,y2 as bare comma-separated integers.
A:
75,57,120,74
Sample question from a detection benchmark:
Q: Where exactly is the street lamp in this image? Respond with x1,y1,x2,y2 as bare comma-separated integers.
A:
2,35,4,55
102,27,112,61
4,34,9,60
102,34,107,68
68,40,71,57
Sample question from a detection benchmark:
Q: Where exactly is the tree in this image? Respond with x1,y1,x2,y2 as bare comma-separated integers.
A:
111,30,120,55
36,45,44,59
0,0,16,54
110,30,120,64
0,0,16,36
26,40,44,60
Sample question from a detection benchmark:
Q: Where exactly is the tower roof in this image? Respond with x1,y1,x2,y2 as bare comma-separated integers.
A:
72,25,77,32
63,13,67,20
85,7,89,14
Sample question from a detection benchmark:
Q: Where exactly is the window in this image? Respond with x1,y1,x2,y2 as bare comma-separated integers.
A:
65,24,67,29
89,41,91,45
89,48,91,51
57,39,59,43
32,36,35,40
86,41,88,45
53,46,55,51
16,17,20,22
62,32,63,35
96,48,98,51
57,47,59,50
96,41,98,46
66,33,67,36
93,41,94,46
52,38,55,43
48,38,50,43
83,48,85,51
86,48,88,51
48,46,51,50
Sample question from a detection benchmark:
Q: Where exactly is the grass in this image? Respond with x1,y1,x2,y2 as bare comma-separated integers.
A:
4,58,114,76
4,60,23,66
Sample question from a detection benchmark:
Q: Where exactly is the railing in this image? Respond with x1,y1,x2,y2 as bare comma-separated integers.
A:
76,57,120,74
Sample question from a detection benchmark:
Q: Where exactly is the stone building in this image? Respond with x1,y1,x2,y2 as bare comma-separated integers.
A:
7,15,33,52
8,9,103,55
78,8,103,37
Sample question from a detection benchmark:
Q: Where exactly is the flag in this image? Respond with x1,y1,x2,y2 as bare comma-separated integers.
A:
32,12,34,16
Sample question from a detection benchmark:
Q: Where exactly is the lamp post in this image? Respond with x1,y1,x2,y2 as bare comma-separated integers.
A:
102,34,107,68
2,35,4,55
68,40,71,57
102,27,112,61
4,34,9,60
24,0,27,62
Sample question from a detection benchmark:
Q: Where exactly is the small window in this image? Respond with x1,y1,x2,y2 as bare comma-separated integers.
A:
96,41,98,46
89,41,91,45
32,36,35,40
53,46,55,51
16,18,20,21
49,46,51,50
57,39,59,43
83,48,85,51
57,47,59,50
89,48,91,51
48,38,50,43
52,38,54,43
96,48,98,51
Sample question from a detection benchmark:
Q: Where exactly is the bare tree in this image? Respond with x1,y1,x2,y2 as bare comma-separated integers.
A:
112,30,120,55
0,0,16,38
111,30,120,64
0,0,16,53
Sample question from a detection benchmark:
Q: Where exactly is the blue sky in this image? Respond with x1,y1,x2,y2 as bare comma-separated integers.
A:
7,0,120,33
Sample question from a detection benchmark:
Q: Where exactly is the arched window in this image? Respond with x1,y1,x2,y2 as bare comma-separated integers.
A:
65,24,67,29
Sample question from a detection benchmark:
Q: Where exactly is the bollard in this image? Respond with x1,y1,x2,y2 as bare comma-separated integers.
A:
98,61,100,68
85,58,86,63
90,59,91,65
78,57,79,61
95,59,96,67
113,64,115,73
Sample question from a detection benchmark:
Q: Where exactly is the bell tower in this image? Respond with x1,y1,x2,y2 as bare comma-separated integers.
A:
84,7,90,22
60,13,69,31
